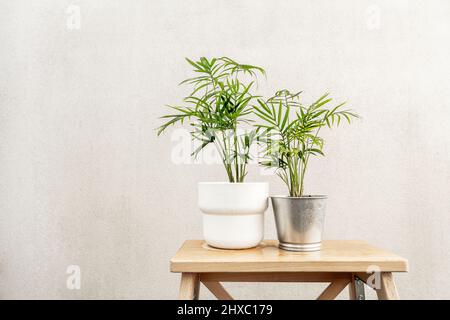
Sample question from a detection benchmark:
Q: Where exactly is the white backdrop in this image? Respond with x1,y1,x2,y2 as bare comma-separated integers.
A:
1,0,449,299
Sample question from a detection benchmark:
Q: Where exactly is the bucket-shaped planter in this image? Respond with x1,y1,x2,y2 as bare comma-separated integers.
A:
271,195,327,252
198,182,269,249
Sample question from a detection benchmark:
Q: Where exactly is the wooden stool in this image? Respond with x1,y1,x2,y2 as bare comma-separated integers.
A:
170,240,408,300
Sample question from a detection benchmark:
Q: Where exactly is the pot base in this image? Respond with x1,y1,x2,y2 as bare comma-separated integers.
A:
203,213,264,250
279,241,321,252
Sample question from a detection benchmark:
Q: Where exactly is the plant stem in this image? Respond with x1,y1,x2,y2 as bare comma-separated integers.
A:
215,130,234,182
233,126,239,182
299,126,322,195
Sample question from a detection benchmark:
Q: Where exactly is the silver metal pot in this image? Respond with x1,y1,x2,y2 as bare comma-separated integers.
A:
271,195,327,252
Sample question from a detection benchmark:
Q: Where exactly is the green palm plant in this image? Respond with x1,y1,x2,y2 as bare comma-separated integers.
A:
157,57,265,182
254,89,359,196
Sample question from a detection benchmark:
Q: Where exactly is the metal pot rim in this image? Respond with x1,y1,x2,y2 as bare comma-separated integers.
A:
271,195,327,199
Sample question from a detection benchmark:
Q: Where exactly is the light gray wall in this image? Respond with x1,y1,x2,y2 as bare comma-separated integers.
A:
1,0,449,299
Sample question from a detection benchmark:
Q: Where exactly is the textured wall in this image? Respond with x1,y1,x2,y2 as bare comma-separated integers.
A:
1,0,449,299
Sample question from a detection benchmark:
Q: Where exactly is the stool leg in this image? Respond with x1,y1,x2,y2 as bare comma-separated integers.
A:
179,273,200,300
317,279,350,300
202,281,234,300
376,272,399,300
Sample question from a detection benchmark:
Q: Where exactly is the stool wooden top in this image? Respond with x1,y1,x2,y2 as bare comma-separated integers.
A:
170,240,408,273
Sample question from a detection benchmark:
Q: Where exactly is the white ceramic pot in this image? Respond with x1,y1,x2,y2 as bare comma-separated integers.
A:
198,182,269,249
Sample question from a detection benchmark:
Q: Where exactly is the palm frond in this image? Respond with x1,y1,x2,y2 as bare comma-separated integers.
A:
254,89,359,196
